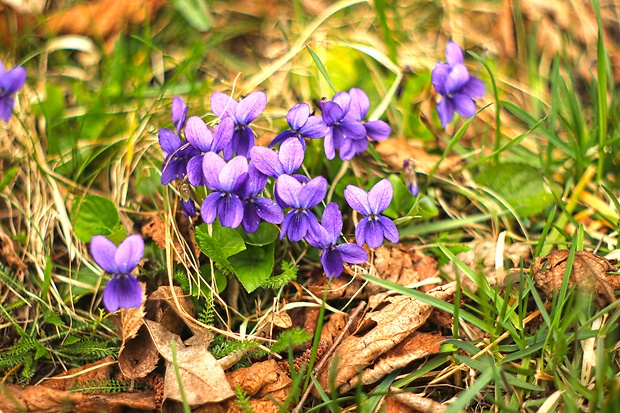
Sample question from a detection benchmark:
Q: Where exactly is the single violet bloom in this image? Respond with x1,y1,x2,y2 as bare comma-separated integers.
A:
185,117,234,186
432,41,486,129
251,137,305,179
269,103,329,148
171,96,189,134
90,234,144,312
321,92,366,160
182,198,198,218
306,203,368,278
277,174,327,242
347,88,391,142
344,179,399,249
201,152,248,228
0,61,27,122
210,91,267,159
403,159,419,197
158,128,200,185
238,163,284,233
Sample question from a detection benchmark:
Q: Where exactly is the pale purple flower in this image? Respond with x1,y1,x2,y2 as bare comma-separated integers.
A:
344,179,399,248
201,153,248,228
210,91,267,159
306,203,368,278
171,96,189,134
90,234,144,312
0,61,27,122
432,41,486,129
185,117,234,186
158,128,200,185
269,103,329,148
238,163,284,233
250,137,305,179
321,92,366,160
277,174,327,242
347,88,391,141
403,159,419,197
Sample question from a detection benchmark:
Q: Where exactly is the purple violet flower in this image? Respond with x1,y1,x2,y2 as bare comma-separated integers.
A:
171,96,189,134
277,174,327,242
347,88,391,141
158,128,200,185
182,198,198,218
210,91,267,159
432,41,486,129
238,163,284,233
321,92,366,160
344,179,399,248
201,152,248,228
306,203,368,278
185,117,234,186
251,137,305,179
269,103,329,148
0,61,27,122
90,234,144,312
403,159,419,197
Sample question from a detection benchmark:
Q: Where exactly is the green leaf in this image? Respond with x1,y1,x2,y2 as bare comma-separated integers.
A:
70,195,120,243
383,174,415,219
306,45,338,94
475,163,555,217
257,260,298,290
415,196,438,219
238,222,279,246
0,167,18,192
195,223,246,275
230,244,275,293
172,0,211,32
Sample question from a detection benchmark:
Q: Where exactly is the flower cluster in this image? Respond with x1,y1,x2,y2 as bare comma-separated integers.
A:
155,92,398,276
0,60,27,122
432,41,485,129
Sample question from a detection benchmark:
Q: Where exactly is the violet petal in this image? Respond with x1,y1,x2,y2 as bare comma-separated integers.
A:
103,275,143,312
114,234,144,274
90,235,119,274
344,185,371,215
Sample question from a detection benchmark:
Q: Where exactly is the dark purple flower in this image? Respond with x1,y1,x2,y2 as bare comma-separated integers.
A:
321,92,366,160
344,179,399,248
185,117,234,186
0,61,26,122
347,88,391,141
306,203,368,278
90,234,144,312
201,153,248,228
182,198,198,218
432,41,486,129
277,174,327,242
171,96,189,134
238,163,284,233
269,103,329,148
210,91,267,159
158,128,200,185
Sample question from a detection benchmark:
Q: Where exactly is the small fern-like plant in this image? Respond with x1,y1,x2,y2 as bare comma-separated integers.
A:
70,378,138,394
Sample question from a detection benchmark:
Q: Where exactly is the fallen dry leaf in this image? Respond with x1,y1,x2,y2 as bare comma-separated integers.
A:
118,323,160,380
0,383,156,413
144,319,234,408
532,250,620,306
42,356,115,392
375,138,462,175
357,332,445,388
320,283,455,391
46,0,165,40
0,225,27,278
387,388,448,413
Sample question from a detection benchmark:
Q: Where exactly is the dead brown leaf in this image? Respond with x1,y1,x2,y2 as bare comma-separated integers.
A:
144,319,234,408
375,138,462,175
532,250,620,306
0,225,27,278
46,0,165,40
42,356,115,392
118,323,160,380
387,388,448,413
0,383,156,413
357,332,445,388
321,283,455,391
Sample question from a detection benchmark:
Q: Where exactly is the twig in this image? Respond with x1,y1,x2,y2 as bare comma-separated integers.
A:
292,301,367,413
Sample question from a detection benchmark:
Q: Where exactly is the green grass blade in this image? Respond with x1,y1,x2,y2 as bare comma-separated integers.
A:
306,45,338,94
